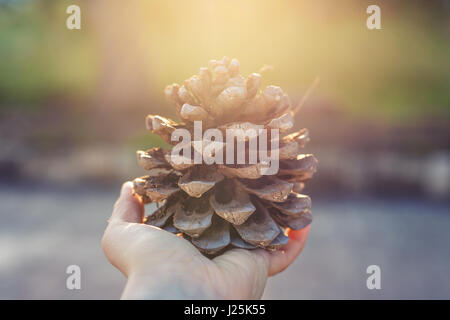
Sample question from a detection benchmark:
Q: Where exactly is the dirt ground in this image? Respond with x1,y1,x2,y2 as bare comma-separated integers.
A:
0,184,449,299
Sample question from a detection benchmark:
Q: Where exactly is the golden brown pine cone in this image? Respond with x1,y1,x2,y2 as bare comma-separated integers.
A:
132,57,317,255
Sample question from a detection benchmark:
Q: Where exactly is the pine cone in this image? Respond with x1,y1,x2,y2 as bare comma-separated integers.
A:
132,57,317,255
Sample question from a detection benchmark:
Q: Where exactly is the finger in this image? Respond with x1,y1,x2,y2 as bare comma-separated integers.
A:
109,181,144,223
266,225,310,276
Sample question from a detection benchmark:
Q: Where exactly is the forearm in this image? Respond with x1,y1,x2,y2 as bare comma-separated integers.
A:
121,272,223,300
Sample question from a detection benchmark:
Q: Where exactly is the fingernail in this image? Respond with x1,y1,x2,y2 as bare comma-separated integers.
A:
120,181,133,196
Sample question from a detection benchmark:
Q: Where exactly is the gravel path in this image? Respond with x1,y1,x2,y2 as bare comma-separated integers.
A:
0,185,449,299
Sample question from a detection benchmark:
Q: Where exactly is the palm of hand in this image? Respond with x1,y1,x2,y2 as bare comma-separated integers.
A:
102,182,309,299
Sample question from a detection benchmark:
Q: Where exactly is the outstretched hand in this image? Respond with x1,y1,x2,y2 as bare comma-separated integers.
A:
102,182,310,299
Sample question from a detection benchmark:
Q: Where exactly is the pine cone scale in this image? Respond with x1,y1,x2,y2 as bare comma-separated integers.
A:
191,216,231,254
266,232,290,251
209,182,256,225
237,176,293,203
270,207,313,231
173,196,214,238
178,166,224,198
233,199,280,247
270,193,312,216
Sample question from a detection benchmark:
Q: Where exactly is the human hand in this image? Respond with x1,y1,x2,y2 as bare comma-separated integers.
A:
102,182,310,299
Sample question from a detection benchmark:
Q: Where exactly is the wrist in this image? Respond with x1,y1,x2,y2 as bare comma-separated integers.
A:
121,270,223,300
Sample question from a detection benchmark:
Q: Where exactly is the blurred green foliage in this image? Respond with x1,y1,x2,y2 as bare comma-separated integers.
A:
0,0,95,109
128,132,171,151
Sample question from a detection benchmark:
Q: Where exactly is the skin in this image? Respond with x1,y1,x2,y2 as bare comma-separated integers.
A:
102,181,310,299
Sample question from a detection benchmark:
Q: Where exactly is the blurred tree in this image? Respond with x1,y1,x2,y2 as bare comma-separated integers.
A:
87,0,154,112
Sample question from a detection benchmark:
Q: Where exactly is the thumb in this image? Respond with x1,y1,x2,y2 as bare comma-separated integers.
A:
109,181,144,224
102,182,145,276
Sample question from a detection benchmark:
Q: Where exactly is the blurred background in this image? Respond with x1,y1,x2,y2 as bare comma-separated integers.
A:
0,0,449,299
